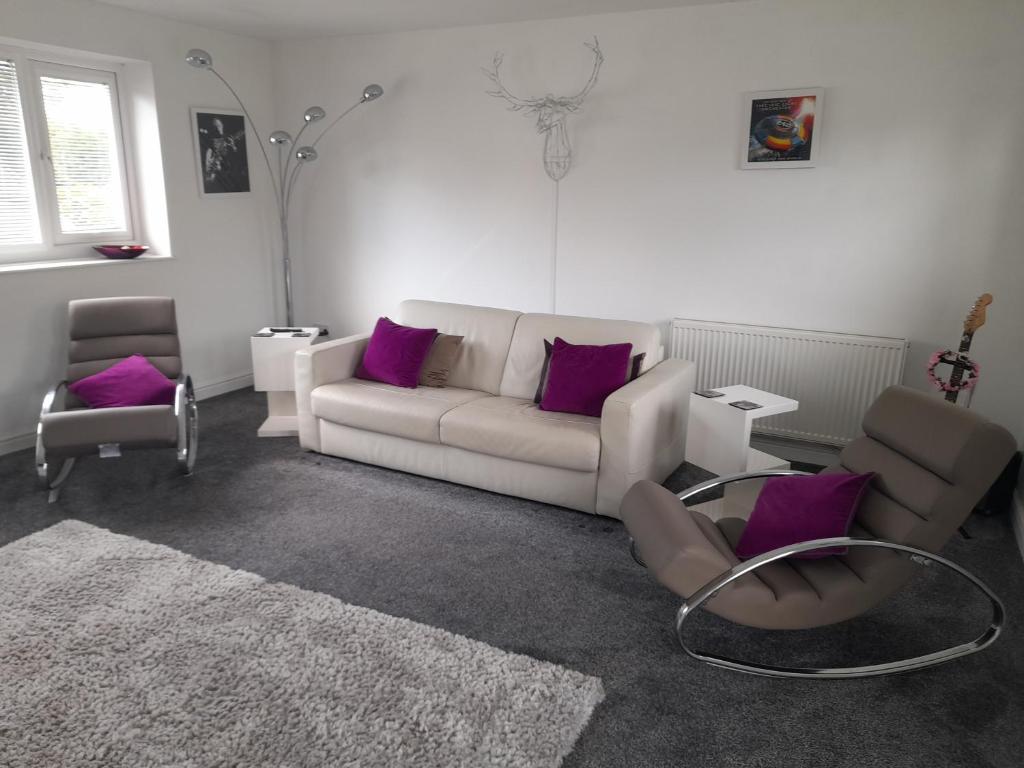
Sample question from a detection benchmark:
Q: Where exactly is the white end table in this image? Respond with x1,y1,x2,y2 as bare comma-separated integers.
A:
685,385,799,520
251,327,321,437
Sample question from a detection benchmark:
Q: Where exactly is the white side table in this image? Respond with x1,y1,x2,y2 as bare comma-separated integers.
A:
685,385,799,520
251,327,321,437
686,385,799,476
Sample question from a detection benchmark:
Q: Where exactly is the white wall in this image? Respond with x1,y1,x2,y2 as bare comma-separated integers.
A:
0,0,281,450
277,0,1024,455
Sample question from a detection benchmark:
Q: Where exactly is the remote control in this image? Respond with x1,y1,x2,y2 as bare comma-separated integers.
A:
695,389,724,398
729,400,762,410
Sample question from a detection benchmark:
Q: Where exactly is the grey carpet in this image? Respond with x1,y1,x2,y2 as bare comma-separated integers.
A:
1,388,1023,768
0,520,603,767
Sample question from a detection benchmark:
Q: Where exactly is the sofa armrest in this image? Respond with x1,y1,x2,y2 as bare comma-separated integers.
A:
596,358,696,517
295,333,370,451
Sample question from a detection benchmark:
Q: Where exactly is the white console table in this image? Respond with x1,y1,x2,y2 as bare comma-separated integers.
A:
250,327,321,438
685,385,799,519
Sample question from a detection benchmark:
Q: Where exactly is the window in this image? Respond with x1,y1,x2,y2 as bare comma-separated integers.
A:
0,60,41,245
0,47,134,258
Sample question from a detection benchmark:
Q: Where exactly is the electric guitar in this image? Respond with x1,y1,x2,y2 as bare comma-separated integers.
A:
944,294,992,404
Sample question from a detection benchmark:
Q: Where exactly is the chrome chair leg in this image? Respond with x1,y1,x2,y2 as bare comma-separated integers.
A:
629,538,646,568
39,456,76,504
36,383,76,503
672,536,1005,679
176,375,199,475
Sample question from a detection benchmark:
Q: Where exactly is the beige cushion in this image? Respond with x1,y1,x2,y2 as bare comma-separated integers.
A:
440,396,601,472
311,379,487,444
419,333,463,387
499,312,662,400
398,300,521,394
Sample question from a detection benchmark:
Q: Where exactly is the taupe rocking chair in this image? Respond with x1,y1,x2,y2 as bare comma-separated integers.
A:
622,385,1016,679
36,297,198,502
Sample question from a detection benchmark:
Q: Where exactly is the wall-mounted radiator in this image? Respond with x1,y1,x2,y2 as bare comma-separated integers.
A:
670,319,908,446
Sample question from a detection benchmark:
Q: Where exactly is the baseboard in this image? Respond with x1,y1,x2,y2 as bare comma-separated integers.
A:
749,433,841,468
195,373,253,401
0,372,254,457
1013,490,1024,564
0,431,36,456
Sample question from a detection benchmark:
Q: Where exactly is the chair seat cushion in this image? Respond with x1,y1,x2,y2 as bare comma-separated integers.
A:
620,480,912,631
440,396,601,472
713,516,912,629
41,405,177,456
311,379,487,444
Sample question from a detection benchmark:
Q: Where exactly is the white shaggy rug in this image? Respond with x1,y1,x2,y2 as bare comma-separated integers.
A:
0,521,603,767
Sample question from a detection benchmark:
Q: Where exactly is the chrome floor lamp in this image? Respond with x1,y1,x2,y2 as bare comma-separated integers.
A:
186,49,382,327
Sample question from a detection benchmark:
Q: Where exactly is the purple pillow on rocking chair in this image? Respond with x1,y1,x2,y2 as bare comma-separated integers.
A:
734,472,875,560
68,354,176,408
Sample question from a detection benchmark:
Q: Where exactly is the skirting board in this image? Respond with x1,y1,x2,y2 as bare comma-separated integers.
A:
0,372,254,458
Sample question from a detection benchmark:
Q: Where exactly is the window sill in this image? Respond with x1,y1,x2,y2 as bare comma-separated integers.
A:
0,252,172,275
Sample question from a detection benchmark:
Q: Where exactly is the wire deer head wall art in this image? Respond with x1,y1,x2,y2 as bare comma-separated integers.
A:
484,38,604,181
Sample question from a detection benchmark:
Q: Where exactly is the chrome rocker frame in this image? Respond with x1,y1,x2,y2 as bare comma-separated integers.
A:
36,380,75,504
175,375,199,475
36,375,199,502
631,470,1005,679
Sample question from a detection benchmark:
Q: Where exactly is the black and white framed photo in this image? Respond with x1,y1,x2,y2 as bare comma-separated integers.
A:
191,108,251,196
740,88,823,169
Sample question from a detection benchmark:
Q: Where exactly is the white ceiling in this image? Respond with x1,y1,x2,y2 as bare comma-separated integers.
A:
93,0,743,40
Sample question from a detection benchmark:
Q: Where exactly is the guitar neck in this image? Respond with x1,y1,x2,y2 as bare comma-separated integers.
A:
945,331,974,403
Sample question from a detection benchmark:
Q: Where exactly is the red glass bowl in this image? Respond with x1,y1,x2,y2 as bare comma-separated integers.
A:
94,244,149,259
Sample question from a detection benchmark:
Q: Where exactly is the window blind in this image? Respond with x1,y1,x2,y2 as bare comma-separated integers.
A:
39,74,127,234
0,59,41,245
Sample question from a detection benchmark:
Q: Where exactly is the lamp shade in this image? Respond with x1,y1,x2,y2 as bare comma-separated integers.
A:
269,130,292,145
185,49,213,69
362,84,383,102
295,146,318,162
304,106,326,123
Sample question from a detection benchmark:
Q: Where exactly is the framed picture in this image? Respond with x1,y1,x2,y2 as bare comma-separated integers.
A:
740,88,823,169
191,108,251,196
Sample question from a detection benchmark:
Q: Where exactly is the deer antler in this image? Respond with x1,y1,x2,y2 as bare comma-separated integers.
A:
565,37,603,110
483,51,543,112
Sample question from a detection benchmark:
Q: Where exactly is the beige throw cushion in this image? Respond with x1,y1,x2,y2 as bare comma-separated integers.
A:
419,333,464,387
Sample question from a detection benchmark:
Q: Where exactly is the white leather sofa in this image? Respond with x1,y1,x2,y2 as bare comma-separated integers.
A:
295,300,696,518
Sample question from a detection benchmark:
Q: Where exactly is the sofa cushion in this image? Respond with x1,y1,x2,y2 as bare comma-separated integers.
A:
440,396,601,472
399,300,521,395
311,379,487,444
499,312,662,400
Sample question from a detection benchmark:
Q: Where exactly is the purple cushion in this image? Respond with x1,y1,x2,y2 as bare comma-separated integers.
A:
539,337,633,417
68,354,176,409
735,473,875,560
533,338,645,404
355,316,438,388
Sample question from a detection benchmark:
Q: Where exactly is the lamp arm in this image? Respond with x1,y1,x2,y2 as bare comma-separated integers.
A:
281,119,315,195
284,161,306,214
210,68,281,209
275,143,285,197
310,99,364,150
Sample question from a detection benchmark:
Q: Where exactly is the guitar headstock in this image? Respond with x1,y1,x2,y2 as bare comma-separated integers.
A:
963,293,993,334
